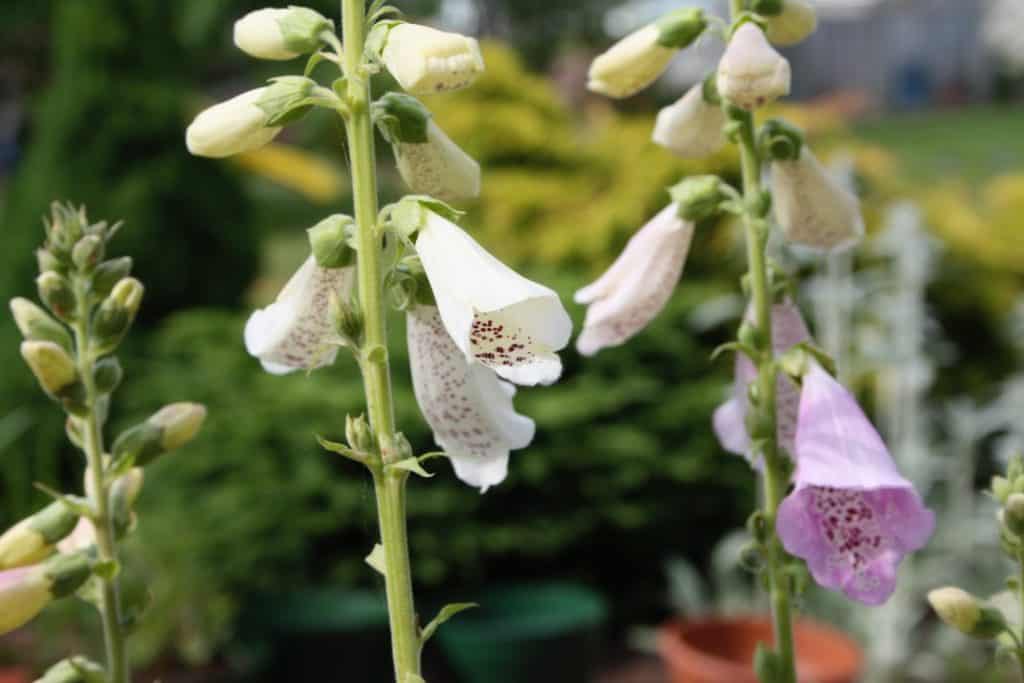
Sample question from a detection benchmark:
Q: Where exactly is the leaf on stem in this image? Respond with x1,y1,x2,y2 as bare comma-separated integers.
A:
420,603,477,644
387,457,434,478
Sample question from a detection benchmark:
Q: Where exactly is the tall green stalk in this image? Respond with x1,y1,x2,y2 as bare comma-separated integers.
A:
72,279,129,683
728,4,797,680
340,0,421,679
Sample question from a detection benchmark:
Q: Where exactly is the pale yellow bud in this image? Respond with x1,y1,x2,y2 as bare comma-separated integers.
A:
20,341,78,396
150,402,207,451
765,0,818,46
186,89,282,159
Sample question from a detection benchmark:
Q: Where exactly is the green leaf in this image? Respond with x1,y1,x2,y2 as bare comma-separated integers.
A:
365,544,386,576
316,435,368,465
388,457,434,479
420,603,477,644
753,643,782,683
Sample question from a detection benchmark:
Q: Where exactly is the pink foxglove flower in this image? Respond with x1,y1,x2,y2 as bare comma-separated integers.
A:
777,364,935,605
574,204,695,356
712,301,809,462
0,566,49,635
415,210,572,386
244,256,354,374
407,306,535,492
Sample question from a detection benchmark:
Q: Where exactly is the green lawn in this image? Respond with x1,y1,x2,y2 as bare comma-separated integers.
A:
853,105,1024,184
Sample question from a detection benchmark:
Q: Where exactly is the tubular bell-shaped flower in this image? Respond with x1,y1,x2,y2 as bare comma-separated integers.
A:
407,305,535,492
652,82,727,159
777,364,935,605
244,255,355,374
587,9,707,98
414,209,572,386
574,204,694,356
712,301,810,462
375,23,484,95
0,553,91,635
717,22,791,110
771,147,865,251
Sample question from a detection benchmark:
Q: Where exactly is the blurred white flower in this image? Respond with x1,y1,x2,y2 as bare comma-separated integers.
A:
717,23,790,109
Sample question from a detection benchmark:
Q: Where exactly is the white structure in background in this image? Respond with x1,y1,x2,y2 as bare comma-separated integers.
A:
983,0,1024,75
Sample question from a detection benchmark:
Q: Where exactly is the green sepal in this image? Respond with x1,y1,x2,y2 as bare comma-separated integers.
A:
28,500,80,545
257,76,318,126
90,257,133,299
111,421,163,469
93,357,123,395
752,0,784,16
669,175,735,221
387,457,434,479
373,93,431,144
43,551,94,598
33,483,93,519
277,6,334,55
758,119,805,162
420,603,478,644
710,341,756,362
316,434,369,465
654,8,707,49
308,215,356,268
364,19,402,62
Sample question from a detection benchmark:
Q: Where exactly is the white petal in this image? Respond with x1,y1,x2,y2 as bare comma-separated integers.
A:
717,23,791,110
415,212,572,385
396,121,481,201
243,256,354,374
407,306,536,491
575,204,693,356
652,83,727,159
185,88,281,159
234,9,298,60
772,148,864,251
381,24,484,95
588,25,675,99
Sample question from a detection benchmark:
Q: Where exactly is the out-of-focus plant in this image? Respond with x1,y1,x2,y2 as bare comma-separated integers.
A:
578,2,935,681
184,3,573,680
0,203,205,683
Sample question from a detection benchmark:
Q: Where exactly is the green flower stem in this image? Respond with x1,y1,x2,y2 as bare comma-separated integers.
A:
1017,553,1024,680
340,0,421,680
72,280,129,683
731,75,798,683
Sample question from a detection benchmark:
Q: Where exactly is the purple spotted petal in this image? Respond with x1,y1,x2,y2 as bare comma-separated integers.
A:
713,301,810,463
777,364,935,605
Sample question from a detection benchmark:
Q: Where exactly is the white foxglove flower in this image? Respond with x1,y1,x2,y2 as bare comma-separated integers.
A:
652,82,727,159
234,7,333,60
186,88,281,158
407,305,535,492
717,23,791,110
772,148,864,251
414,210,572,386
375,93,480,201
378,24,484,95
244,255,354,374
588,9,707,99
575,204,694,356
765,0,818,46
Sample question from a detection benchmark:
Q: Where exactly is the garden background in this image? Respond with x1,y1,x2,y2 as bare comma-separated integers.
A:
0,0,1022,681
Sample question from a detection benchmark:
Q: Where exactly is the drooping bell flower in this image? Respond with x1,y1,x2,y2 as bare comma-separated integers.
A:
407,305,535,491
0,501,79,570
777,364,935,605
717,22,791,110
574,204,694,356
712,301,810,463
244,255,355,374
0,553,92,635
374,23,485,95
587,9,707,98
652,82,727,159
771,147,865,251
414,209,572,386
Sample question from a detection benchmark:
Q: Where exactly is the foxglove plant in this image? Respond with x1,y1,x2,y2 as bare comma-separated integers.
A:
186,3,570,680
581,2,933,680
2,203,206,683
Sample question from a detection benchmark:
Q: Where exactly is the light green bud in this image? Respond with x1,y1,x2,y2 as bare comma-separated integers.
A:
71,234,104,273
928,587,1008,639
10,298,73,350
45,203,86,256
1004,494,1024,538
42,552,93,599
36,248,65,275
90,257,133,298
111,468,144,537
20,341,79,398
35,657,106,683
373,93,431,145
36,271,76,322
670,175,733,221
93,357,123,395
346,414,376,455
92,278,144,352
654,8,708,49
308,215,356,269
150,402,207,451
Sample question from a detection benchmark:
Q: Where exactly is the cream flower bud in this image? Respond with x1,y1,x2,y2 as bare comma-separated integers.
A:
0,502,79,570
375,93,480,201
377,23,484,95
765,0,818,46
186,88,282,159
588,9,707,99
717,23,791,110
652,82,726,159
771,148,864,251
21,341,78,397
928,587,1008,639
234,7,333,60
150,402,207,451
10,298,72,350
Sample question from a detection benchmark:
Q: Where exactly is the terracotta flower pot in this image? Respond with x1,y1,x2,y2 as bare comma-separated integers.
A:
657,615,863,683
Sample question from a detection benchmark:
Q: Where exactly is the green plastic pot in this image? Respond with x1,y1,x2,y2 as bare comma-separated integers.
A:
237,588,391,682
435,581,608,683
